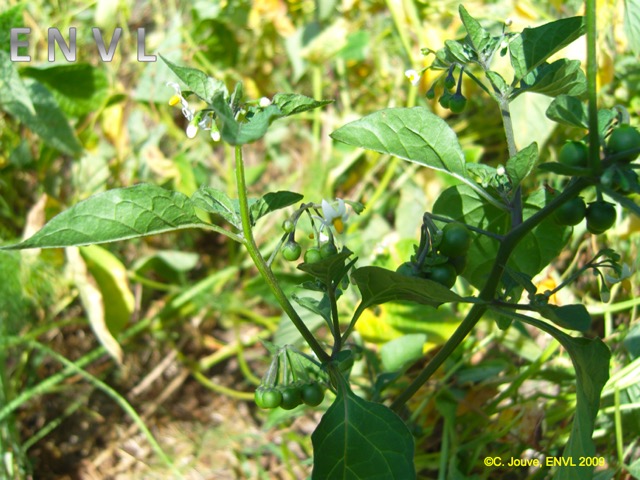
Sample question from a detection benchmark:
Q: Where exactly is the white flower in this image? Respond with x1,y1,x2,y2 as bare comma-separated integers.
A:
166,81,194,122
211,130,221,142
259,96,272,107
604,263,633,284
316,199,349,234
497,165,506,176
404,69,421,86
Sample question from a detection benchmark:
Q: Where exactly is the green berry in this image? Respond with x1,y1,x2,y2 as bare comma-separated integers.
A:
607,125,640,163
280,385,302,410
425,263,458,289
439,223,472,257
282,219,295,233
449,93,467,113
554,197,586,226
301,382,324,406
439,91,451,109
559,141,589,168
320,242,338,258
304,247,322,264
282,242,302,261
586,201,616,234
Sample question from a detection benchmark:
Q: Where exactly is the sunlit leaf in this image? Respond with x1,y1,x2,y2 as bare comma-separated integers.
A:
1,184,210,249
509,17,585,83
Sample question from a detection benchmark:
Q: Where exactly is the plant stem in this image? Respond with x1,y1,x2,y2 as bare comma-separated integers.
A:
233,145,331,364
497,94,523,227
585,0,601,171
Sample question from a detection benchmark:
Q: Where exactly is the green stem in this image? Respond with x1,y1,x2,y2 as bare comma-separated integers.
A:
234,145,331,364
328,286,341,356
497,94,523,227
585,0,601,171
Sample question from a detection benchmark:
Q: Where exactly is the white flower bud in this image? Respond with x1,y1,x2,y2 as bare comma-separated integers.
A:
186,124,198,139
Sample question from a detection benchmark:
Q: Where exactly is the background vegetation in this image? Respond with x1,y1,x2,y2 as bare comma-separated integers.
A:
1,0,639,478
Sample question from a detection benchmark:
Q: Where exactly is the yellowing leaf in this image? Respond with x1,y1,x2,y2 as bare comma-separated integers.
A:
79,244,134,337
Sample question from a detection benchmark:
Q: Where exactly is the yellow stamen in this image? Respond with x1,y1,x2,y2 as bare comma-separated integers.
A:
333,217,345,234
168,95,181,106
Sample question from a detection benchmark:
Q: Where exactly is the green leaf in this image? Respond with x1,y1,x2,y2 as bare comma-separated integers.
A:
512,59,587,99
4,78,82,155
433,185,571,290
380,333,427,372
210,91,283,145
506,142,538,189
292,294,332,325
190,186,240,228
298,249,356,287
352,266,466,310
537,162,591,176
160,55,227,103
250,191,303,225
486,71,509,95
624,0,640,55
546,94,588,129
1,184,209,249
517,316,609,480
509,16,585,84
459,5,491,55
0,51,35,116
0,5,25,54
21,64,109,117
272,93,332,116
331,107,493,202
311,383,416,479
538,304,592,332
444,39,472,64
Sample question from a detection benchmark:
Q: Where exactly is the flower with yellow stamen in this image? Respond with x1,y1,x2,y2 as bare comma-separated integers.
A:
316,199,349,234
404,69,421,86
168,94,181,106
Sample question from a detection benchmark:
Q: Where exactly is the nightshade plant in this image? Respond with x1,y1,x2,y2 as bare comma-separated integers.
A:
2,2,638,479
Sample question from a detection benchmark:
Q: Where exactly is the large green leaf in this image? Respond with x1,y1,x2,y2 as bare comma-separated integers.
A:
509,16,585,84
517,316,610,480
190,186,240,228
0,51,35,116
331,107,496,205
311,382,415,479
21,64,109,117
1,184,210,249
433,184,571,290
512,59,587,99
352,266,466,310
0,75,81,155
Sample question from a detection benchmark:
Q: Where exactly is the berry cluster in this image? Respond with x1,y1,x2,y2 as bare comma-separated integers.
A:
397,218,474,289
254,346,326,411
553,123,640,234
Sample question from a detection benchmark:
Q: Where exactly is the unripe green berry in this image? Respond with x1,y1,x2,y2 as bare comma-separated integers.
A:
449,94,467,113
304,247,322,264
282,219,295,233
282,242,302,261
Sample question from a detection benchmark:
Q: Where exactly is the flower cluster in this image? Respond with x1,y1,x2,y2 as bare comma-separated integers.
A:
166,82,220,141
